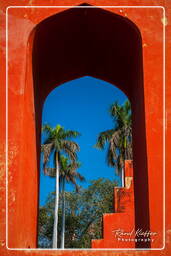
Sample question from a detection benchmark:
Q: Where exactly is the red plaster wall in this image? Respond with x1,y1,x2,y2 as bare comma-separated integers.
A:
0,0,171,256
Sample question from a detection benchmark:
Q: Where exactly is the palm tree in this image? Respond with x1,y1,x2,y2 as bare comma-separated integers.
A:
95,100,132,186
41,124,80,248
59,155,85,249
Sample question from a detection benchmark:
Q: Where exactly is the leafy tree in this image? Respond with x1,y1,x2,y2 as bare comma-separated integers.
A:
38,207,53,248
95,100,132,185
38,178,117,248
41,124,80,248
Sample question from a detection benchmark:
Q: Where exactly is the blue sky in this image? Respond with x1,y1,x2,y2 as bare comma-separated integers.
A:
39,76,127,206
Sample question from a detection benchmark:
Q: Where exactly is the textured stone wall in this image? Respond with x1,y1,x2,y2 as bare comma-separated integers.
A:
0,1,171,255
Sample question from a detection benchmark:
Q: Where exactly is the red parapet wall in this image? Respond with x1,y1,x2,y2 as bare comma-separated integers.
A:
92,160,135,248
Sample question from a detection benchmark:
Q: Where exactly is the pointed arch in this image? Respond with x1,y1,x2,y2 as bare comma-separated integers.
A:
32,6,148,248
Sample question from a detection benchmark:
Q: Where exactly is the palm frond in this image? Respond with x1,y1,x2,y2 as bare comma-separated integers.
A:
61,140,80,161
63,130,81,139
69,176,80,192
42,124,53,135
109,101,120,116
106,145,116,167
41,143,53,165
95,129,115,149
124,100,131,115
62,140,80,152
76,172,85,182
44,167,56,177
110,130,120,148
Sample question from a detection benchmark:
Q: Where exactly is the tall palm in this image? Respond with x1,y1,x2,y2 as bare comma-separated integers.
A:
59,155,85,249
95,100,132,186
41,124,80,248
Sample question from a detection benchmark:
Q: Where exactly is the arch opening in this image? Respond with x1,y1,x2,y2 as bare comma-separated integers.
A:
38,76,131,248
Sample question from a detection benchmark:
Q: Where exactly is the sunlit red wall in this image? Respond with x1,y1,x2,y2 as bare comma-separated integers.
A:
0,0,171,256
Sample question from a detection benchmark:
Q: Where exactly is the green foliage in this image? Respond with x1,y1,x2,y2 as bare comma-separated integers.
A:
38,178,117,248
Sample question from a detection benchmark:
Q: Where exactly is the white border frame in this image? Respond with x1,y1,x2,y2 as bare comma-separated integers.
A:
6,5,166,252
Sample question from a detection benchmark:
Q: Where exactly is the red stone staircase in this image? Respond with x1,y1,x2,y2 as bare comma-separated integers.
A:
91,160,135,248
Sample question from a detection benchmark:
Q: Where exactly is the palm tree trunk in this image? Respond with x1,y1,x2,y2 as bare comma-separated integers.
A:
60,177,66,249
121,167,125,187
52,152,59,248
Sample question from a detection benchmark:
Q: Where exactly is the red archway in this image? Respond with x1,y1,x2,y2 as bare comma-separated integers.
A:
33,5,148,248
7,4,164,250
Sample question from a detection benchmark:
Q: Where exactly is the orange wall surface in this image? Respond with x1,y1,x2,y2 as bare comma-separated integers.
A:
0,0,171,256
92,160,135,248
